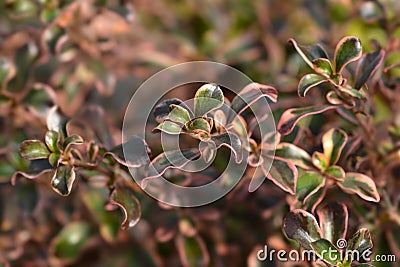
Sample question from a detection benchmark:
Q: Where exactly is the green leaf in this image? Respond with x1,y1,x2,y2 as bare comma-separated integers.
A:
20,140,50,160
296,171,325,202
51,165,76,196
337,172,380,202
0,58,15,90
289,38,328,69
186,118,211,134
45,130,59,152
263,157,298,195
347,228,373,257
326,91,344,105
194,83,224,117
169,104,191,124
278,105,338,135
325,165,345,180
229,83,278,119
49,152,61,167
322,128,348,165
176,234,210,267
312,152,329,171
154,99,192,123
283,209,323,250
275,143,313,170
316,202,348,244
155,121,183,135
51,222,92,261
339,87,367,100
211,132,243,163
110,187,141,230
312,58,333,77
298,74,328,97
334,36,362,74
213,109,226,132
310,239,342,265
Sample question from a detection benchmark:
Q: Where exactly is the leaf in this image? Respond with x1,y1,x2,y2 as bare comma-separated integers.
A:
229,83,278,119
49,152,61,167
176,234,210,267
339,87,367,100
283,209,323,250
326,91,343,105
262,156,298,195
298,74,328,97
278,105,338,135
106,135,151,167
154,99,192,123
110,187,141,230
322,128,348,166
155,121,183,135
317,202,348,244
337,173,380,202
354,49,385,89
142,149,200,188
334,36,362,74
275,143,314,170
11,159,53,185
46,106,68,137
289,39,322,69
211,132,243,163
169,104,191,124
51,165,76,196
45,130,59,152
296,171,325,203
194,83,224,117
20,140,50,160
63,134,83,149
310,239,342,265
213,109,226,132
0,58,15,90
312,58,333,77
312,152,329,171
347,228,373,256
51,222,92,261
186,118,211,134
325,165,345,180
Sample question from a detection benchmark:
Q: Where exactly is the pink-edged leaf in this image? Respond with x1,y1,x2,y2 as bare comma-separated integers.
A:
298,74,328,97
211,131,243,163
322,128,348,166
337,172,380,202
312,151,329,171
11,159,53,185
262,156,298,195
296,171,325,203
326,91,343,105
355,49,385,89
283,209,323,250
155,121,183,135
141,149,200,188
289,39,316,69
324,165,345,180
275,143,313,170
20,140,50,160
229,83,278,121
51,165,76,196
175,234,210,267
312,58,333,77
109,187,141,230
278,105,338,135
317,202,348,244
105,135,151,167
334,36,362,74
194,83,224,117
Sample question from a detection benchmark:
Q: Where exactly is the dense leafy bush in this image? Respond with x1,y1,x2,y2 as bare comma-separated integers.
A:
0,1,399,267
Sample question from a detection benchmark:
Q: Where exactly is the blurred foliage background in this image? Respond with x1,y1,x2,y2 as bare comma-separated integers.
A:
0,0,399,266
